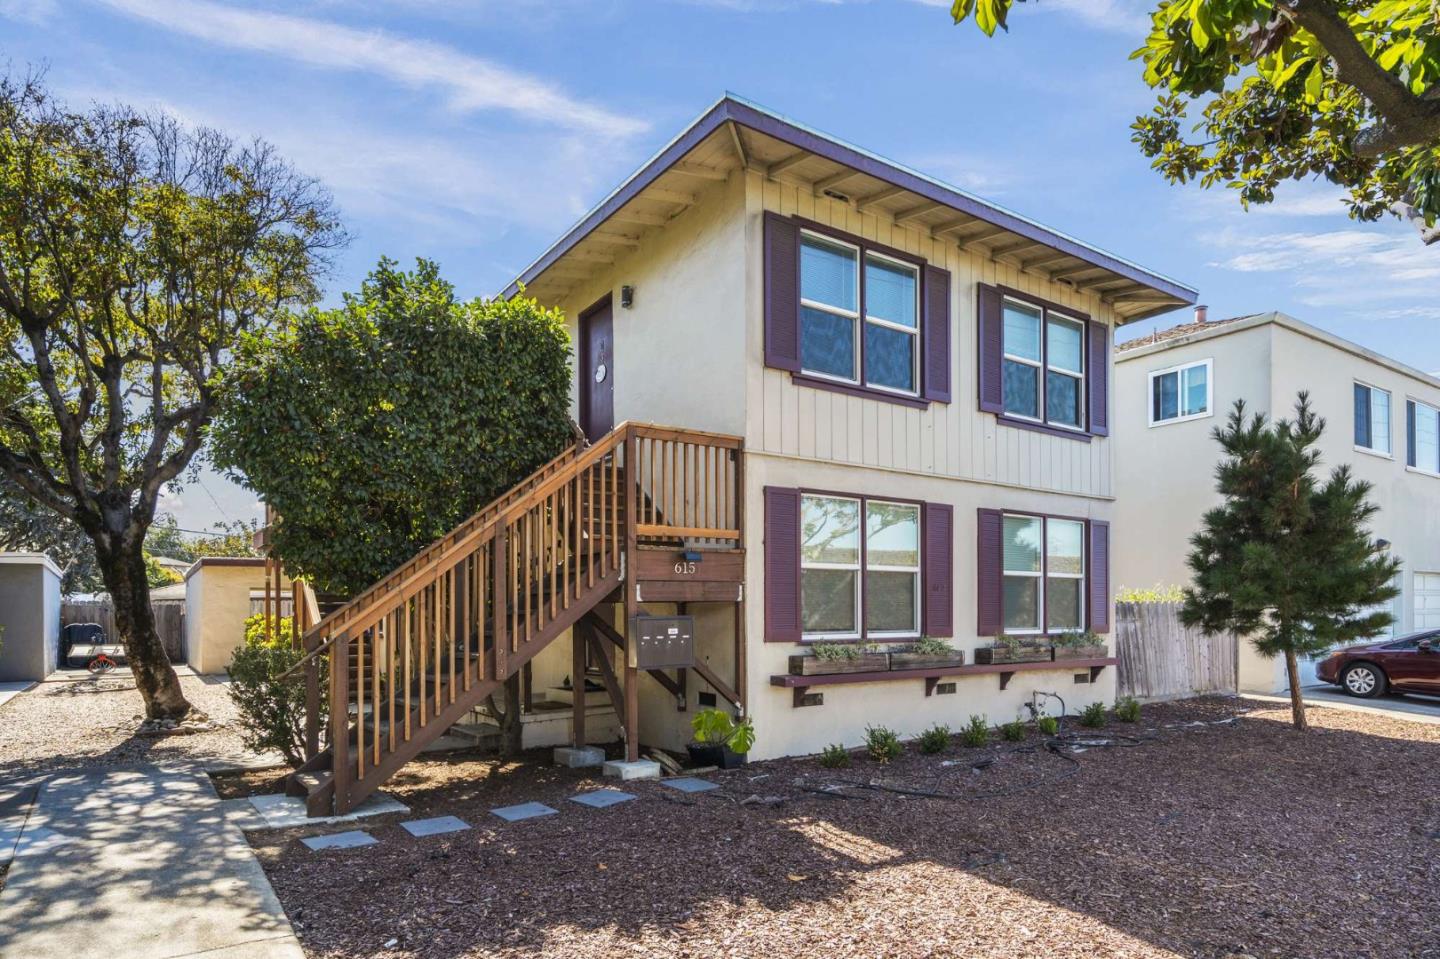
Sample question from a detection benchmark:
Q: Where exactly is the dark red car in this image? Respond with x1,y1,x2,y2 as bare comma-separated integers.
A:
1316,630,1440,698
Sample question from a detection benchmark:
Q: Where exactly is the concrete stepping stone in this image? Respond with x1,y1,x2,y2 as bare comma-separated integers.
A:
661,777,718,794
400,815,470,837
603,759,660,781
302,830,377,851
554,745,605,768
569,789,636,809
490,801,557,823
247,790,407,830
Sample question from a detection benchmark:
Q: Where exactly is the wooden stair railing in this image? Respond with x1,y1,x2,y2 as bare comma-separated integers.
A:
287,422,744,816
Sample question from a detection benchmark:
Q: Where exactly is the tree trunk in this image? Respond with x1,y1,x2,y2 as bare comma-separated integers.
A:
1284,649,1309,731
101,541,192,720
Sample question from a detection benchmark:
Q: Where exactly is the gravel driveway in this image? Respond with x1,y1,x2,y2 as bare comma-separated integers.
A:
251,697,1440,959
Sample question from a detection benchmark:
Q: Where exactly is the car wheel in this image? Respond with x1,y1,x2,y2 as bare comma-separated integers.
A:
1341,662,1386,699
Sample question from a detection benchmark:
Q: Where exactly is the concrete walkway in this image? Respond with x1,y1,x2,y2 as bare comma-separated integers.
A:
0,680,33,709
0,766,304,959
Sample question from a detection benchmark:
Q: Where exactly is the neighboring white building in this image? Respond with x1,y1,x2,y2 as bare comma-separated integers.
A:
1113,310,1440,693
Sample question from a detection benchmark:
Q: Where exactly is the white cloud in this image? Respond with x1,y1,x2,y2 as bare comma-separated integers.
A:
0,0,58,23
902,151,1016,195
94,0,647,137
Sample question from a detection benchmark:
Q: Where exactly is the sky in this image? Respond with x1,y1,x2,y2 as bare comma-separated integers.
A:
5,0,1439,534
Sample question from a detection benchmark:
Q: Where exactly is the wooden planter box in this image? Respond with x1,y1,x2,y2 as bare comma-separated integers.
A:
973,645,1052,665
1053,644,1108,661
889,650,966,671
788,653,890,676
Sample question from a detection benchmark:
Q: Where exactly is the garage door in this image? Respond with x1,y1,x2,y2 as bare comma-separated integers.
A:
1416,573,1440,630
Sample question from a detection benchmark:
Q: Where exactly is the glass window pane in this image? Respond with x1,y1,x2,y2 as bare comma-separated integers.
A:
1372,388,1391,454
1354,383,1371,448
1002,302,1041,361
1004,360,1039,418
866,502,919,568
800,235,857,311
864,257,916,328
1046,519,1085,575
864,323,915,393
801,306,856,381
1003,576,1040,630
1154,371,1179,422
1417,404,1440,471
801,496,860,565
802,569,857,634
1181,364,1208,416
1002,515,1042,573
1046,371,1081,427
1046,577,1082,631
865,571,918,633
1046,318,1083,374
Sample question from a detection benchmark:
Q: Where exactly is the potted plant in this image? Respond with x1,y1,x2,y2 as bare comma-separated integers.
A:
686,708,755,769
973,634,1052,665
888,636,966,671
1051,630,1108,661
788,642,889,676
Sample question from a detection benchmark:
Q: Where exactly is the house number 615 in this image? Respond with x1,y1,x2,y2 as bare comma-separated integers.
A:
673,561,697,575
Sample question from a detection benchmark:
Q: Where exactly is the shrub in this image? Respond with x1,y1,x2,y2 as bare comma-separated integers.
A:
1000,719,1027,741
691,708,756,754
1036,715,1060,736
1115,697,1142,723
864,725,902,763
819,743,851,768
1080,702,1108,727
960,714,989,748
227,618,327,768
917,723,951,754
244,613,299,650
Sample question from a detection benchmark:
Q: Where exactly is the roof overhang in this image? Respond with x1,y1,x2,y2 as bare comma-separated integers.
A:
502,95,1197,323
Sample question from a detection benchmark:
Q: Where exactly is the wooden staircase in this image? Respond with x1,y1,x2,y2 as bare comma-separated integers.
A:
285,422,743,816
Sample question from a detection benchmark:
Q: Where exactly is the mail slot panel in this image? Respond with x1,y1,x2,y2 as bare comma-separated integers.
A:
633,615,695,670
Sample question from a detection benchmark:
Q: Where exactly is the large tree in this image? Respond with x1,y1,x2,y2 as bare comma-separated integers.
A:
1182,394,1399,730
0,75,343,718
951,0,1440,244
0,473,100,593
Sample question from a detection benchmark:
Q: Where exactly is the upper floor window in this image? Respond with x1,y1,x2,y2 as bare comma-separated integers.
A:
1001,513,1086,634
799,231,919,396
1408,399,1440,475
799,493,922,639
1002,297,1085,430
1148,359,1211,425
1355,382,1392,456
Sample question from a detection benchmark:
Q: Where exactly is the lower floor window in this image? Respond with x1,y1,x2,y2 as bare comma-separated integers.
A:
801,493,920,639
1001,513,1085,633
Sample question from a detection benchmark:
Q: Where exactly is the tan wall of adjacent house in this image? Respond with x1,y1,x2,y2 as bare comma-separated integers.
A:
184,560,294,675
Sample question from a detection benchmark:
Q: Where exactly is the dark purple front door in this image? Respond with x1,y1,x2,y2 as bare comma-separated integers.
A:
579,296,614,441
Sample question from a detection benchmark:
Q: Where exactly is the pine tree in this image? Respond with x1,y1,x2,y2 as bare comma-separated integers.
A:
1182,394,1399,730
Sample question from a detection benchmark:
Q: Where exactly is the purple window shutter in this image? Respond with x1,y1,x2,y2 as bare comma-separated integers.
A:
977,284,1003,414
764,486,802,642
1088,520,1111,633
763,212,801,372
922,265,952,403
976,508,1003,636
922,503,953,637
1088,322,1110,436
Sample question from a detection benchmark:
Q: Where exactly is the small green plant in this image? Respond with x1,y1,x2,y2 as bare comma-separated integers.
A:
1036,715,1060,736
819,743,851,768
905,636,954,655
812,642,875,662
994,633,1023,650
864,724,903,763
1000,719,1027,741
1052,629,1103,649
1115,697,1141,723
1080,702,1108,728
690,708,756,754
916,723,951,754
960,714,989,747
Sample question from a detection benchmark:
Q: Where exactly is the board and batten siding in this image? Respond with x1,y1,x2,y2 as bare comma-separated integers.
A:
745,173,1115,500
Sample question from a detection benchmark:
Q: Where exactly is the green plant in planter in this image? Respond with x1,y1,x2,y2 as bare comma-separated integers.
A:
1000,719,1027,742
1052,630,1103,649
960,714,989,748
1115,697,1142,723
1036,715,1060,736
819,743,851,768
906,636,954,655
994,633,1024,650
864,725,902,763
812,642,875,662
1079,702,1107,728
917,723,951,754
690,708,756,754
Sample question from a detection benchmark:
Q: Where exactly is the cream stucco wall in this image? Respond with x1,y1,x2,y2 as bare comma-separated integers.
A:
184,560,294,675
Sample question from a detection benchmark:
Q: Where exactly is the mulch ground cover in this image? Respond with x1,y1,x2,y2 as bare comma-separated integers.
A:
251,697,1440,959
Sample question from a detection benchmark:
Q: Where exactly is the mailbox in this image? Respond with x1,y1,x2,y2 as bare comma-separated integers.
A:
632,615,695,670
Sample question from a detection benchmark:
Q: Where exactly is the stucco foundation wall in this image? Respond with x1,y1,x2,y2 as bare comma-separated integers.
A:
184,561,294,675
0,554,62,682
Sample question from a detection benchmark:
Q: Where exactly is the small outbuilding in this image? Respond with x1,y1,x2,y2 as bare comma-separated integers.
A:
0,552,63,682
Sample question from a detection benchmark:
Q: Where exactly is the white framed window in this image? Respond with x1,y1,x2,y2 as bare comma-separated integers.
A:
1001,295,1086,430
1148,358,1212,426
799,493,921,640
864,500,921,637
1002,513,1087,634
798,229,920,396
1354,382,1392,456
1408,398,1440,475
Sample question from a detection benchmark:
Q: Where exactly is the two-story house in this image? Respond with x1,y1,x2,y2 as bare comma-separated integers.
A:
287,96,1196,815
1113,309,1440,694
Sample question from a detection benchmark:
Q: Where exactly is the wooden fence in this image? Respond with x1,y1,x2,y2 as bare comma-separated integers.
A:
60,600,186,662
1115,600,1237,702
